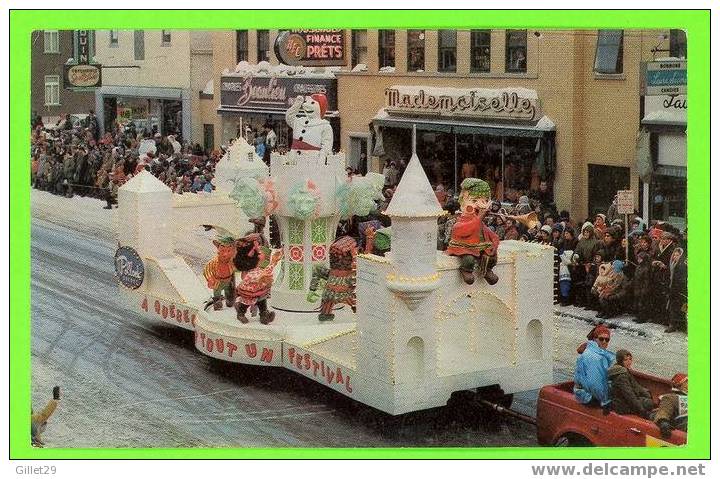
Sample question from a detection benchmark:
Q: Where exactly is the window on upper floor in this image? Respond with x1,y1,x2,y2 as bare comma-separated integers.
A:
134,30,145,60
236,30,248,63
471,30,491,73
44,75,60,106
378,30,395,68
594,30,624,74
505,30,527,73
162,30,171,46
351,30,368,68
438,30,457,72
43,30,59,54
257,30,270,62
407,30,425,72
109,30,119,47
670,29,687,59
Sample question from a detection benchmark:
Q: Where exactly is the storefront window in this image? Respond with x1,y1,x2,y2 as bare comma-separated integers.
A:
378,30,395,68
408,130,552,201
257,30,270,62
650,171,686,230
438,30,457,72
471,30,491,73
351,30,368,68
594,30,624,74
407,30,425,72
587,164,630,217
505,30,527,73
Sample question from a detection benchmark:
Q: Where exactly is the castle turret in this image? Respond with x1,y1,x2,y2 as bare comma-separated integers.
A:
384,153,444,310
214,138,269,193
118,170,173,259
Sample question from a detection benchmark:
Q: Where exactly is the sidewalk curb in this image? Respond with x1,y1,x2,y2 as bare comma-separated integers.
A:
554,309,651,337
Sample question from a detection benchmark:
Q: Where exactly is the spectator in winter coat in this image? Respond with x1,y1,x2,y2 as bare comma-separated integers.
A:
608,350,654,417
597,227,625,262
592,260,631,319
653,231,677,268
574,324,615,407
575,222,599,263
632,251,654,324
653,373,688,438
664,247,687,333
503,219,520,241
558,250,575,306
594,213,607,240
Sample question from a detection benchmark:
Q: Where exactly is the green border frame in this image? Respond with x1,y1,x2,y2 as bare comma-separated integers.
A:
10,10,710,459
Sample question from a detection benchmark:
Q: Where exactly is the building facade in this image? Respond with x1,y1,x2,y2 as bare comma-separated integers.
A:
31,30,96,124
204,28,686,222
93,30,214,146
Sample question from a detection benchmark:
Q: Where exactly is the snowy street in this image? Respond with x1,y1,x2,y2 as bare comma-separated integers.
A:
30,190,688,448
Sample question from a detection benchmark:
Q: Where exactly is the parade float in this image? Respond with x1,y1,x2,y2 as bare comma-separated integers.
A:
114,94,556,416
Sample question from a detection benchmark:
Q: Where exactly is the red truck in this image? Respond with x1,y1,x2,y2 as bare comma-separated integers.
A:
536,370,687,447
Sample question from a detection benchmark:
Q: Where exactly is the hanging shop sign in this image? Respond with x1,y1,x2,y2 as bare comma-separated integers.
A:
274,30,346,66
643,94,687,125
115,246,145,289
384,86,541,122
75,30,94,64
64,30,102,90
63,63,102,89
645,60,686,96
220,75,338,113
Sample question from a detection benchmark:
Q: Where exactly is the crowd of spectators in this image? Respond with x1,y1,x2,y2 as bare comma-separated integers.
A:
31,111,223,208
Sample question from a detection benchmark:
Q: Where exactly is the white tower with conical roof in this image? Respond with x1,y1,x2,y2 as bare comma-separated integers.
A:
384,153,444,310
118,170,174,259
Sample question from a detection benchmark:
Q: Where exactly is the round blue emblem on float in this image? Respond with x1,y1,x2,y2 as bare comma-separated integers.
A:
114,246,144,289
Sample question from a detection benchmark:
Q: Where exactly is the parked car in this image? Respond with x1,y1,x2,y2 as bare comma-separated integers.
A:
537,371,687,447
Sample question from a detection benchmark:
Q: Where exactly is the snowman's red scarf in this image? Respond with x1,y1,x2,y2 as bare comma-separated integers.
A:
291,139,321,151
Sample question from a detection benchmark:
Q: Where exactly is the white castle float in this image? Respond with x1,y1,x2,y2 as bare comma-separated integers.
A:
115,96,554,415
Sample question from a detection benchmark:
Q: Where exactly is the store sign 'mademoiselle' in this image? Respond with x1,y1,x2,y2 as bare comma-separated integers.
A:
385,86,540,121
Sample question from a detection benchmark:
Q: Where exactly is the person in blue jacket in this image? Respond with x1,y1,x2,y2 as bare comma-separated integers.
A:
574,324,616,408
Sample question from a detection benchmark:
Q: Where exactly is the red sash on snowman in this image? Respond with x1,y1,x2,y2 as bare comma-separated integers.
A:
290,139,321,151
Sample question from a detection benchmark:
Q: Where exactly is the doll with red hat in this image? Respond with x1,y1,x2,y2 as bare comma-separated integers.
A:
285,94,334,155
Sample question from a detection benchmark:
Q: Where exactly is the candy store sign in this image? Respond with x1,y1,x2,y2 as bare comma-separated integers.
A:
385,86,540,121
286,346,354,394
195,330,280,365
220,75,338,113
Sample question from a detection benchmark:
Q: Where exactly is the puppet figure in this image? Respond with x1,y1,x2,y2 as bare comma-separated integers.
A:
446,178,500,285
307,236,358,321
203,228,238,311
234,233,282,324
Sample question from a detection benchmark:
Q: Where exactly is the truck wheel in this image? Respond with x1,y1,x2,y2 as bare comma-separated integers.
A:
554,433,592,447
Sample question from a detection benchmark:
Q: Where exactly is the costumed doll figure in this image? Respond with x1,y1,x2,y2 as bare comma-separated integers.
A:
285,94,334,154
323,236,358,321
308,236,358,322
233,233,282,324
446,178,500,285
203,230,238,311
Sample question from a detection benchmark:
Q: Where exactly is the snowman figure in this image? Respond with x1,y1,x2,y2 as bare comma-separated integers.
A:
285,94,334,155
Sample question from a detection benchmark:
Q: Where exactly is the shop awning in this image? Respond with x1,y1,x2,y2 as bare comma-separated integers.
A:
641,110,687,129
371,109,555,138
